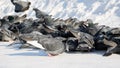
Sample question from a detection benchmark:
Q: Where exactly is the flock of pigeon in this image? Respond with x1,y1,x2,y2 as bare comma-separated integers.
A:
0,0,120,56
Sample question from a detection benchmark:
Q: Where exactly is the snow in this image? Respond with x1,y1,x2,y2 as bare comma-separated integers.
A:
0,42,120,68
0,0,120,27
0,0,120,68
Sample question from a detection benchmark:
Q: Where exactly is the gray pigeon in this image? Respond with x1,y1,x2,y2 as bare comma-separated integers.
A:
11,0,31,12
38,35,65,56
33,8,49,18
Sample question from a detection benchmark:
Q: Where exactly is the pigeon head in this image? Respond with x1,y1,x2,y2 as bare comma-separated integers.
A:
33,8,39,11
28,2,31,5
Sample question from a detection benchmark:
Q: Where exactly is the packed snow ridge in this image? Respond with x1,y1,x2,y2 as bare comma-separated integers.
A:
0,0,120,27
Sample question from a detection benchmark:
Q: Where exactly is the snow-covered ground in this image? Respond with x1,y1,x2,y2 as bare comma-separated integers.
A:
0,0,120,27
0,41,120,68
0,0,120,68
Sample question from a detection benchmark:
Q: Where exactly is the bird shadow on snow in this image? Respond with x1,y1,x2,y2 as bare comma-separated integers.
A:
7,49,106,56
7,50,48,56
66,50,106,56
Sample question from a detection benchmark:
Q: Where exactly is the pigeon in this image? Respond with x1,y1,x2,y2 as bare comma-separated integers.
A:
11,0,31,12
38,35,65,56
33,8,49,18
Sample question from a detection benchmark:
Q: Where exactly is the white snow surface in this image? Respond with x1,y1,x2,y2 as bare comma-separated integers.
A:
0,0,120,27
0,41,120,68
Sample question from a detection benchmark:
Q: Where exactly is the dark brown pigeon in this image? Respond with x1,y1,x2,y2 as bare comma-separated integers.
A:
11,0,31,12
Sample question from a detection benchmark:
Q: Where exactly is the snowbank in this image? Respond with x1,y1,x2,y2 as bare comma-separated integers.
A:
0,0,120,27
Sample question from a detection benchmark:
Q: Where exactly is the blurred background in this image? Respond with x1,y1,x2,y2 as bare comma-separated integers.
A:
0,0,120,27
